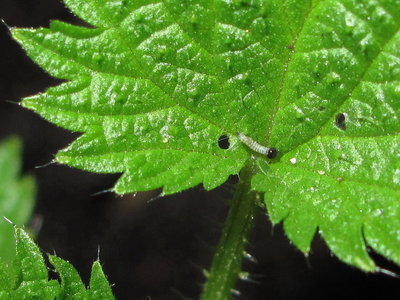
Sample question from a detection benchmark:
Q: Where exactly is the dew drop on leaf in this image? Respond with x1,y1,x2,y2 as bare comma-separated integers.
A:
92,52,102,64
395,85,400,95
325,72,341,85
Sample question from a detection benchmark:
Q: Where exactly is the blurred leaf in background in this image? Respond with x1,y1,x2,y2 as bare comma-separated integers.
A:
0,137,35,264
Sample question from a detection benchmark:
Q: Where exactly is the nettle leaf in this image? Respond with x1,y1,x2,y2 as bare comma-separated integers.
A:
252,0,400,271
0,227,114,299
0,137,35,264
48,255,87,299
12,0,400,270
11,228,60,299
87,261,115,300
49,255,115,300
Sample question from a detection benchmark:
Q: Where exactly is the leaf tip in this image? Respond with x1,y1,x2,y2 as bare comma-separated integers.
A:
21,96,40,111
10,28,29,42
54,152,70,165
353,256,376,272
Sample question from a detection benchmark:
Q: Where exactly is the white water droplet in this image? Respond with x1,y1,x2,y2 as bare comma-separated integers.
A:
318,170,325,175
290,157,297,164
393,169,400,184
345,13,356,27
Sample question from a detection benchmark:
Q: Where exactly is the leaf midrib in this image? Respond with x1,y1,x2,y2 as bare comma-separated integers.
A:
264,1,316,147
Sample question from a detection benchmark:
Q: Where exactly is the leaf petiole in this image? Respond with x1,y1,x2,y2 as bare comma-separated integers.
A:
201,164,260,300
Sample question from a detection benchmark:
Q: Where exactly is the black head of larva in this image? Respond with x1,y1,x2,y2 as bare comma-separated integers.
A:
267,148,278,159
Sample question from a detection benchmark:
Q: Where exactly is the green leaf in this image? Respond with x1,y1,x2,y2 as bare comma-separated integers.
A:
252,0,400,271
12,227,59,299
88,261,114,300
12,0,400,271
49,256,115,300
0,261,15,292
48,255,87,299
0,137,35,264
0,227,114,299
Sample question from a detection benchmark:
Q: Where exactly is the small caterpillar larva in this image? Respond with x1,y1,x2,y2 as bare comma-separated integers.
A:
237,133,277,159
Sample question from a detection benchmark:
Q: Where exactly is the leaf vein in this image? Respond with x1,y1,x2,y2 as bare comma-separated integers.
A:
264,1,318,145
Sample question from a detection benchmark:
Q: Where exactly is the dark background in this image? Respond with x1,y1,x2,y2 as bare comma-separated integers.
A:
0,1,399,299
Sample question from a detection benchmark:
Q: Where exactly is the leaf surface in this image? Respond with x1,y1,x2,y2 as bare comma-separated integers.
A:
12,228,59,299
49,255,87,299
12,0,400,270
0,227,114,299
88,261,115,300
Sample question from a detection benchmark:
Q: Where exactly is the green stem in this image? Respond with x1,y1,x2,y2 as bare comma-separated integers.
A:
200,164,259,300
